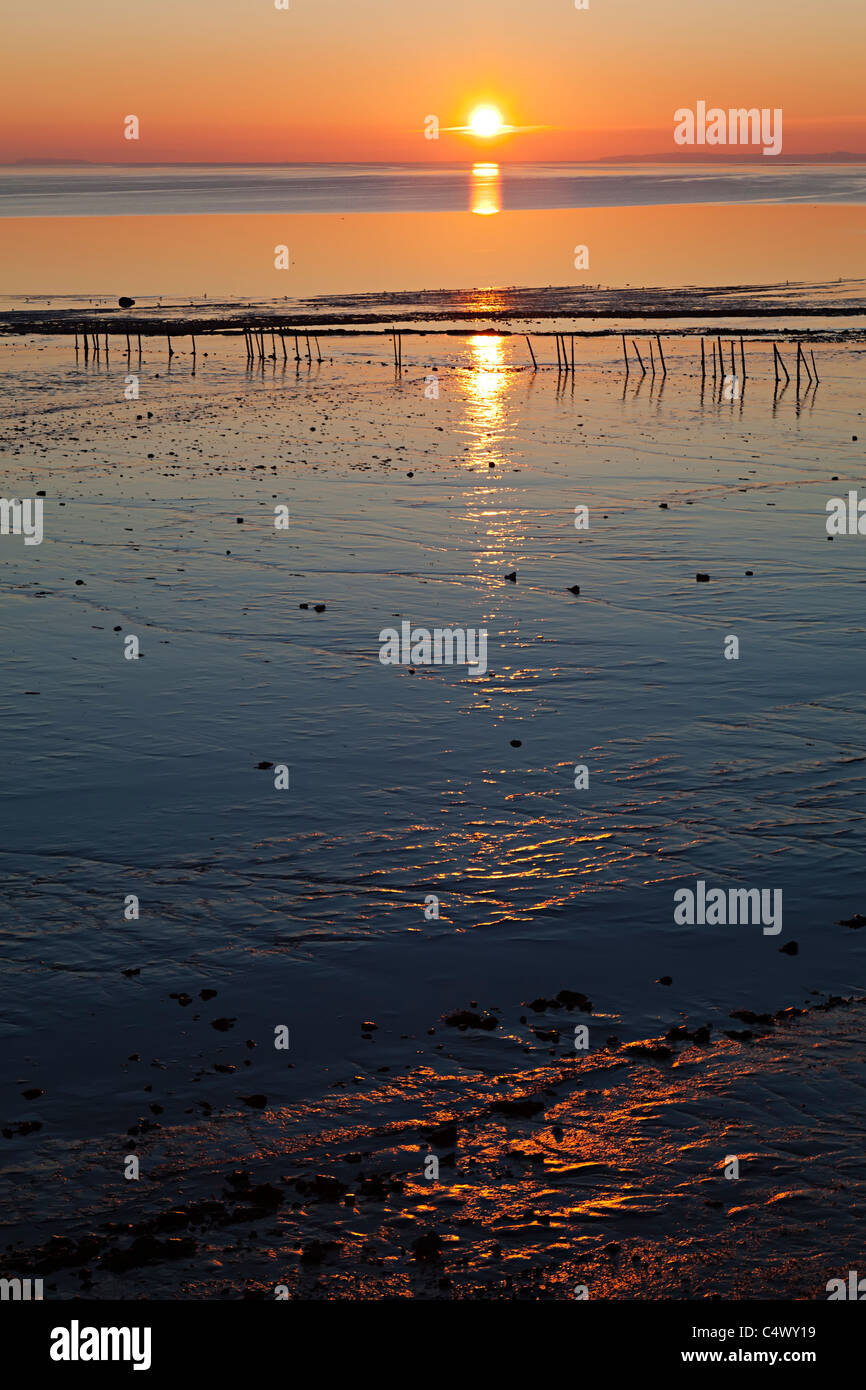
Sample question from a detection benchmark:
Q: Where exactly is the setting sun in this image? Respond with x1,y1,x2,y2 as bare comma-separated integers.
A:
468,104,504,138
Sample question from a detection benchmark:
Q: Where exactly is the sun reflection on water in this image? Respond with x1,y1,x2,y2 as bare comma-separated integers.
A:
471,162,501,216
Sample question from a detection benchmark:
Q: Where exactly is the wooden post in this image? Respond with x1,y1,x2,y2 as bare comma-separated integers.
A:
555,334,562,369
191,335,196,359
622,333,629,374
739,336,746,379
280,333,287,361
570,335,575,372
810,350,820,384
700,338,706,379
656,333,666,375
83,332,89,360
167,336,174,358
525,335,537,370
631,341,646,376
305,334,312,362
649,340,656,375
74,331,79,353
294,334,301,361
796,341,801,392
776,345,790,383
772,343,779,384
137,334,142,357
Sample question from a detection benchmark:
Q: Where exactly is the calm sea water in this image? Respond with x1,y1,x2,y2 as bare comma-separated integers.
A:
2,162,866,217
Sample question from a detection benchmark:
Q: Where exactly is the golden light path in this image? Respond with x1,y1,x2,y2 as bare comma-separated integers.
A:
471,162,500,216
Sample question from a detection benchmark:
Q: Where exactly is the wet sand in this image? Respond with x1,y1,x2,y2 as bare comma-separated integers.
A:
1,329,865,1297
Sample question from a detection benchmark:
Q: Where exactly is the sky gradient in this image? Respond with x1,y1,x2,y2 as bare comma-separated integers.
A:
1,0,865,162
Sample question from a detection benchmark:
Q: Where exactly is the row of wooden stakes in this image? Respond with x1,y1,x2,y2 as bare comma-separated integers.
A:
70,326,822,387
519,331,820,386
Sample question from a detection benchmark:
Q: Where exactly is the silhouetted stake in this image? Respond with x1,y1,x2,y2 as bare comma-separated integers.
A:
74,331,79,352
739,336,746,378
191,335,197,359
83,333,88,360
167,336,174,358
775,344,790,383
137,335,142,357
571,335,575,372
555,334,562,369
700,337,705,378
294,334,301,361
631,340,646,376
649,340,656,375
104,333,109,355
622,333,629,374
810,349,820,383
655,333,666,375
280,332,287,361
730,341,735,375
525,334,537,370
772,343,779,383
796,342,801,392
315,336,323,363
305,334,312,362
716,336,724,376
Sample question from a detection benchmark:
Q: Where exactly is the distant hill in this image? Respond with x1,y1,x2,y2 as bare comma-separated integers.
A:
594,151,866,164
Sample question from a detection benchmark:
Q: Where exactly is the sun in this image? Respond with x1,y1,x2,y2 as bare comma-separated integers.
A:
468,104,504,138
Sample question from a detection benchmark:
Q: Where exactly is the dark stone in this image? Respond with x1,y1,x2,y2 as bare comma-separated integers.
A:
443,1009,498,1031
411,1230,443,1260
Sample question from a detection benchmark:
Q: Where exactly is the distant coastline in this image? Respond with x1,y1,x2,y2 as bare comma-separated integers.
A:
9,152,866,166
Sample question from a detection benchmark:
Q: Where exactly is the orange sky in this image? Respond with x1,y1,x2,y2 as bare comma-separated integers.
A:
2,0,865,162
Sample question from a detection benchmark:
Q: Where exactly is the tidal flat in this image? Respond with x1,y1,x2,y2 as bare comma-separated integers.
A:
1,327,865,1297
